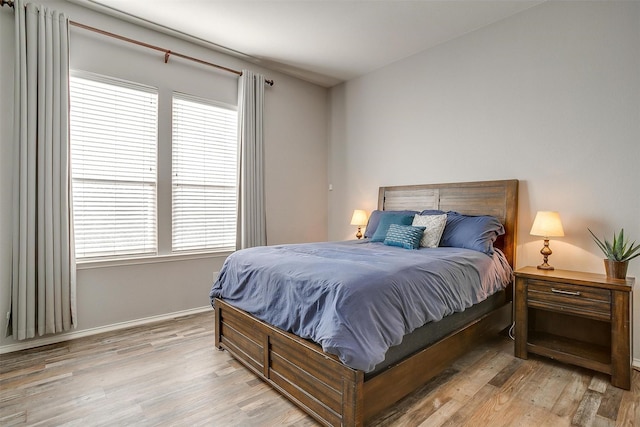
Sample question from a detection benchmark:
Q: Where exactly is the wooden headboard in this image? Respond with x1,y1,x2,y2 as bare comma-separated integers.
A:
378,179,519,267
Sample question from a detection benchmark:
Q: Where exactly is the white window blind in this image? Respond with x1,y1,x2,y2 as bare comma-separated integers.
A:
70,74,158,259
172,94,238,252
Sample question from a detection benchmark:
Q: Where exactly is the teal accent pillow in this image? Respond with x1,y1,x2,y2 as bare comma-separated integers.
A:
383,224,426,250
370,214,415,242
364,210,418,238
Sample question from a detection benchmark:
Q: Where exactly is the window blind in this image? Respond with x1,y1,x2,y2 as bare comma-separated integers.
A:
172,94,238,252
70,74,158,258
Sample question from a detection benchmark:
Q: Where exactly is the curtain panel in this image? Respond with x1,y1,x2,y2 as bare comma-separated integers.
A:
10,0,76,340
236,70,267,249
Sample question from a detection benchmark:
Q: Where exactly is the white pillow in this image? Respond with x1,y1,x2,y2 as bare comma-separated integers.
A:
412,214,447,248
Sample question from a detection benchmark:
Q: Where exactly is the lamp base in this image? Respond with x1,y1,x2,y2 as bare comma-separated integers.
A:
537,263,555,270
355,227,362,240
537,238,554,270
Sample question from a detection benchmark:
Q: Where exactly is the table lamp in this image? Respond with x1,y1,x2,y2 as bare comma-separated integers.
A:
530,211,565,270
350,210,368,239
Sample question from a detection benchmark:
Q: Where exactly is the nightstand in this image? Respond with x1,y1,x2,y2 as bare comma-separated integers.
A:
514,266,634,390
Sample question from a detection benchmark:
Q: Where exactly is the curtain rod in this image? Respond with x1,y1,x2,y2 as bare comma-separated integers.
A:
0,0,274,86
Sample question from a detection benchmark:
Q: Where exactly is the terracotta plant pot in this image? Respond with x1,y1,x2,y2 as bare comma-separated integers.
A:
604,259,628,279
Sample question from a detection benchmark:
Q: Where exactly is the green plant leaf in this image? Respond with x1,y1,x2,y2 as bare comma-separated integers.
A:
588,228,640,261
588,228,610,256
614,229,624,259
621,241,640,261
604,239,615,259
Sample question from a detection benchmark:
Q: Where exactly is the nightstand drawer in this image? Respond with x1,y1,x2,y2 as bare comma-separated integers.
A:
527,280,611,320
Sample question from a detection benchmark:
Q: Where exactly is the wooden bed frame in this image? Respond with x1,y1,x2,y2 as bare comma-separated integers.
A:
214,179,518,426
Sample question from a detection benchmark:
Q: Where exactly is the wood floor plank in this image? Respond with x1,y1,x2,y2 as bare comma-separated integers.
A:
525,359,575,410
614,370,639,426
593,414,617,427
488,358,523,388
440,384,497,427
435,348,512,400
0,311,636,426
598,383,625,421
573,389,604,426
417,397,463,427
552,370,592,418
590,375,611,393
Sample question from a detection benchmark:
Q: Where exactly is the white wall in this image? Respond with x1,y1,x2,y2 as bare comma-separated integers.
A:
0,1,327,350
328,1,640,360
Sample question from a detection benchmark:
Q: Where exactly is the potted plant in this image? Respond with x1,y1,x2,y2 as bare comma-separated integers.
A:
588,228,640,279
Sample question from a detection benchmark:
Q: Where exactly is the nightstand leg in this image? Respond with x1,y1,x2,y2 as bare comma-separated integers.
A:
514,276,528,359
610,290,631,390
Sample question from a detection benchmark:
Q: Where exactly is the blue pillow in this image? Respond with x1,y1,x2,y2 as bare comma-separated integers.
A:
419,209,445,216
364,210,418,239
370,213,415,242
439,212,505,255
383,224,426,250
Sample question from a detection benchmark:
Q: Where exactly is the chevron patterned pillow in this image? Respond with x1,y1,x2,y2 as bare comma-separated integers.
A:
412,213,448,248
383,224,426,250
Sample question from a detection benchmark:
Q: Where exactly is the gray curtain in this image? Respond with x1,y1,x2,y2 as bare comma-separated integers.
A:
236,70,266,249
10,0,76,340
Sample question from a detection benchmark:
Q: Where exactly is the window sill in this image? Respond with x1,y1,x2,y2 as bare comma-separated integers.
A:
76,250,234,270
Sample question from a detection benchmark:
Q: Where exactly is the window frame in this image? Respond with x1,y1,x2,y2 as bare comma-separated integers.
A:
69,71,239,265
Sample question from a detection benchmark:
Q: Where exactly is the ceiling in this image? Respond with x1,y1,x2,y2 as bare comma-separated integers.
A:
73,0,544,87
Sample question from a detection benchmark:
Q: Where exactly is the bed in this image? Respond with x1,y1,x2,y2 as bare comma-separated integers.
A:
212,179,518,426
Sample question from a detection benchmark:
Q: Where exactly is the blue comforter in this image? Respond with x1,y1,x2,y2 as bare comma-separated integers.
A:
210,240,512,372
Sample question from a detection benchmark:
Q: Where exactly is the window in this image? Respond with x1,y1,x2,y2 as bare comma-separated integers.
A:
69,74,237,260
172,94,238,252
70,74,158,259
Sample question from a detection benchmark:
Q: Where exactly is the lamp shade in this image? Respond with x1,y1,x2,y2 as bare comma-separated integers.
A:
530,211,565,237
350,209,368,226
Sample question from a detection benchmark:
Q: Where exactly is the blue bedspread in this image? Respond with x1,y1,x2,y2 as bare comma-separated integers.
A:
210,240,512,372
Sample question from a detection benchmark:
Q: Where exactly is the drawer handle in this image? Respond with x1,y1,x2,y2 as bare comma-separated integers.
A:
551,288,581,296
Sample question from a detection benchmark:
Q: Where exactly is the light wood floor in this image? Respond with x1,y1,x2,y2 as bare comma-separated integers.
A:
0,311,637,426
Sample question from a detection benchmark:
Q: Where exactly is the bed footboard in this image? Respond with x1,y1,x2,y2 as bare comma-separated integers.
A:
215,298,364,426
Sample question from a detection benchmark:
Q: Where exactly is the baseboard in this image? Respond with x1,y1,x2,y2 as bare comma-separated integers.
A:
634,358,640,371
0,306,212,355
